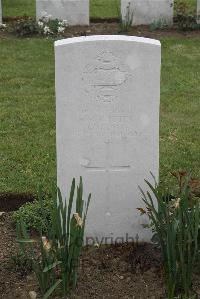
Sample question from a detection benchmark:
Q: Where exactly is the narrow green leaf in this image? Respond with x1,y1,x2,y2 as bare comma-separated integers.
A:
67,179,75,236
43,261,62,273
42,279,62,299
16,239,37,243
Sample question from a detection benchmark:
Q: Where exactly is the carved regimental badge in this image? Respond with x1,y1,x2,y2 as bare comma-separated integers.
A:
82,51,131,103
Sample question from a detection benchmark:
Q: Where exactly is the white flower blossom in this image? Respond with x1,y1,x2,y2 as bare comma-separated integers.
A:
58,26,65,33
61,19,69,27
41,236,51,251
37,21,44,28
0,23,7,28
73,213,83,228
43,25,51,35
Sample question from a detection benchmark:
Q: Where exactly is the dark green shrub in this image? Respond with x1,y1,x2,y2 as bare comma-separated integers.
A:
149,19,171,31
9,17,68,37
176,13,199,31
12,195,54,233
11,18,40,37
174,0,199,31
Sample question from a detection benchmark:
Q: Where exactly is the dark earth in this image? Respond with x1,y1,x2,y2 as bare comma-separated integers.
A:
1,212,200,299
0,213,165,299
0,20,200,40
0,193,35,212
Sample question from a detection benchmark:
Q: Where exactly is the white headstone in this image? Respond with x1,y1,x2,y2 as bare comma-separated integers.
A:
55,35,161,244
0,0,2,24
36,0,89,25
197,0,200,24
121,0,174,25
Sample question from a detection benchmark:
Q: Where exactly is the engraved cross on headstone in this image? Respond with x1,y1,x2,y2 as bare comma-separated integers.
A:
83,140,131,173
82,140,131,214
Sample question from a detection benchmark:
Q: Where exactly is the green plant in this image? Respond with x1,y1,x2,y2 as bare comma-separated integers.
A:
150,19,170,31
13,195,54,233
119,1,134,32
16,177,91,298
139,172,200,299
37,18,68,35
174,0,199,31
9,16,69,37
11,17,40,36
176,13,199,31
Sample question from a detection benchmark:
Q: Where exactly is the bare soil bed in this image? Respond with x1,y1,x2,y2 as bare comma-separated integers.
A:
1,212,200,298
0,213,165,299
61,22,200,39
0,193,35,212
1,21,200,40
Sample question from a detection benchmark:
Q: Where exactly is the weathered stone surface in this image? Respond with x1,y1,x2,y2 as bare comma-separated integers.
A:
121,0,174,25
55,35,161,243
0,0,2,24
36,0,89,25
197,0,200,24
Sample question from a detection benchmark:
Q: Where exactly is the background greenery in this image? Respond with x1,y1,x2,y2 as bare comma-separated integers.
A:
0,37,199,193
0,0,200,193
1,0,197,18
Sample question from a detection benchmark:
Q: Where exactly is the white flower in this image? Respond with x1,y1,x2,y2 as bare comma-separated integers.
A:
41,236,51,251
43,25,51,35
0,23,7,28
58,26,65,33
61,19,69,27
174,198,181,209
73,213,83,228
38,21,44,28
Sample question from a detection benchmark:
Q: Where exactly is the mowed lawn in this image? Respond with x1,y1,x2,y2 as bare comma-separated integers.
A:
2,0,120,18
0,36,200,193
2,0,197,18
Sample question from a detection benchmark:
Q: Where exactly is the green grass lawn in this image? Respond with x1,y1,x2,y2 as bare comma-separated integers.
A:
0,36,199,193
2,0,120,18
2,0,197,18
90,0,120,18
